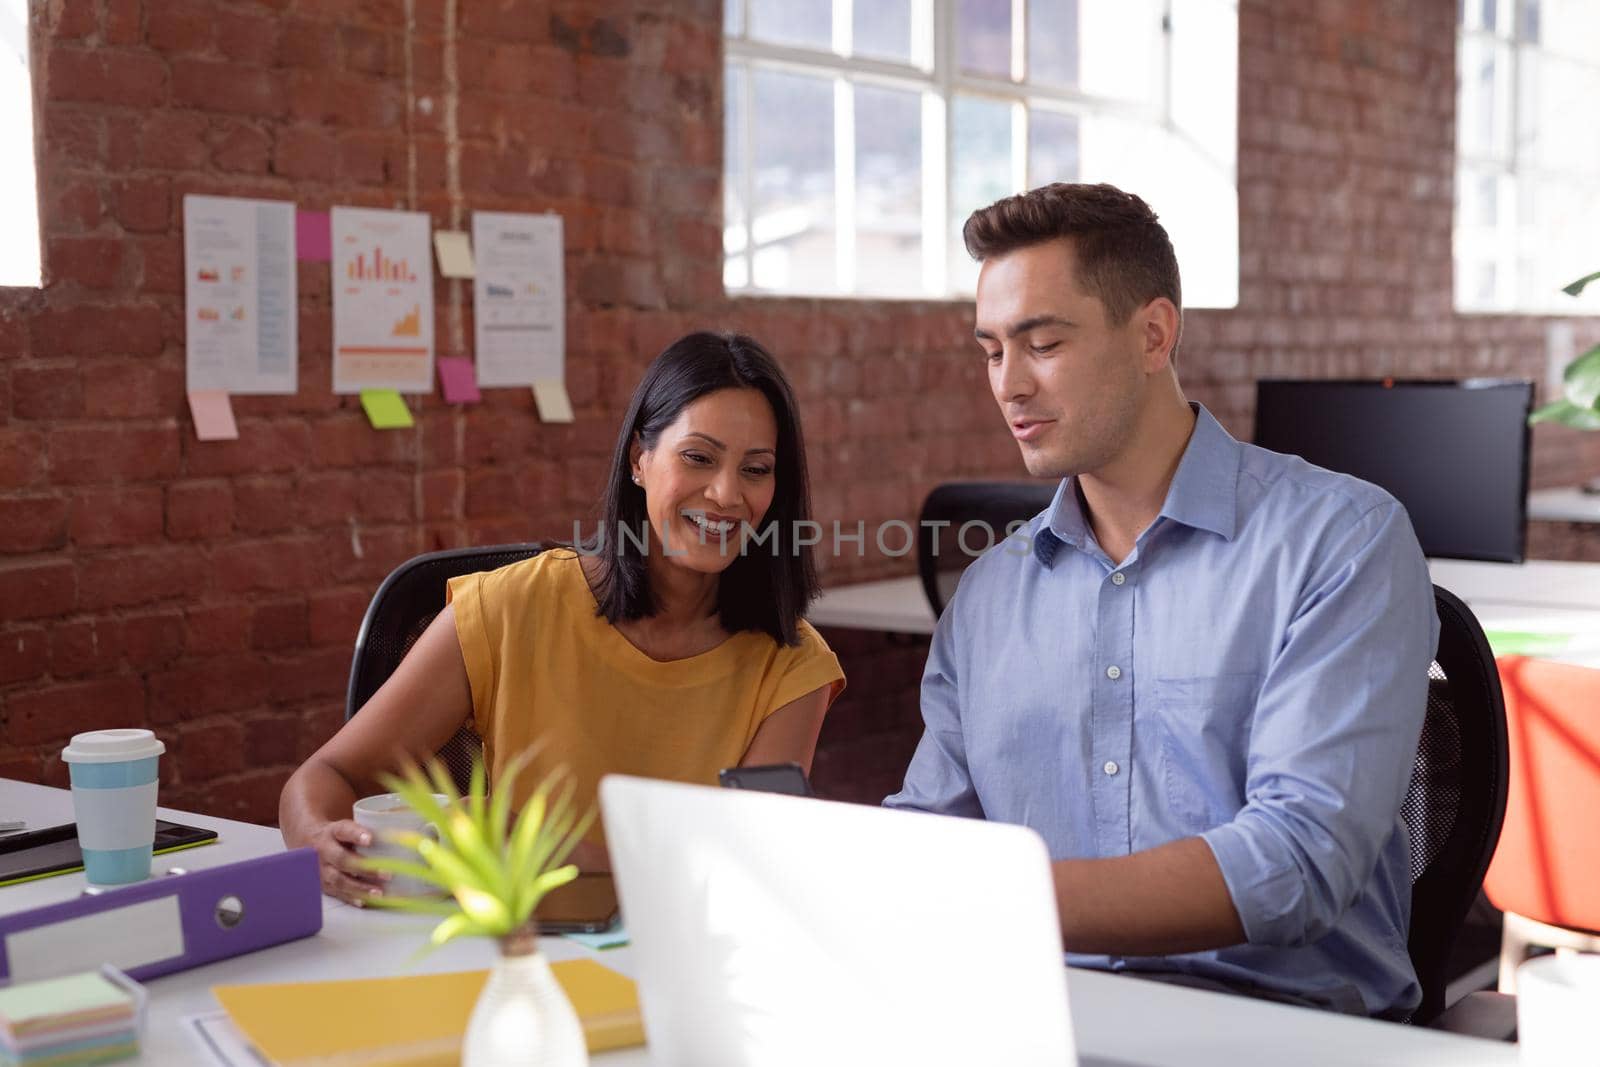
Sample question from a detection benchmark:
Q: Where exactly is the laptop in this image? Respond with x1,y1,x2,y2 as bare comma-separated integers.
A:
599,775,1079,1066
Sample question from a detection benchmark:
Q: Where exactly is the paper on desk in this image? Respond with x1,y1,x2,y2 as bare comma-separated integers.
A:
212,958,643,1063
562,921,629,951
183,1011,262,1067
1485,630,1575,658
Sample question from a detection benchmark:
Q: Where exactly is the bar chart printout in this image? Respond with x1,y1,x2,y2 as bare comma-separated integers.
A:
331,207,435,393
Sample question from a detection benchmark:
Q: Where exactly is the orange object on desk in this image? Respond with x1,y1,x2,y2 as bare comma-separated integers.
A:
1483,655,1600,933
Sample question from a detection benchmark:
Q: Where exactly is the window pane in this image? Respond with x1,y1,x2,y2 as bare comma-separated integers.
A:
950,95,1015,291
1028,109,1079,187
958,0,1011,78
749,0,831,51
854,0,913,64
1027,0,1079,88
855,84,922,296
724,65,748,290
1517,47,1600,176
1520,177,1600,312
1457,35,1511,160
0,0,38,287
1527,0,1600,60
1170,0,1237,166
751,67,836,292
1077,0,1162,102
725,0,744,37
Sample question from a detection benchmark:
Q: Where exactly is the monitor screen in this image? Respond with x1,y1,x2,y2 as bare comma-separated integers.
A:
1252,379,1533,563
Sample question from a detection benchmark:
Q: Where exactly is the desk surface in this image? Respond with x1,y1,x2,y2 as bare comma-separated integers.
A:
0,780,1516,1066
810,560,1600,667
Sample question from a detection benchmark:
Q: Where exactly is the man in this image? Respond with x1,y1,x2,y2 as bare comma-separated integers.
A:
885,183,1438,1019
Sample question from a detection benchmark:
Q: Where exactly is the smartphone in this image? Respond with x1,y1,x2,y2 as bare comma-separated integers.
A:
534,872,619,934
0,819,220,887
718,762,813,797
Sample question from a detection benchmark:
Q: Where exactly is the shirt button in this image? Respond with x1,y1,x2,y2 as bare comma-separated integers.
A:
1106,665,1122,680
1103,761,1120,776
1111,572,1126,586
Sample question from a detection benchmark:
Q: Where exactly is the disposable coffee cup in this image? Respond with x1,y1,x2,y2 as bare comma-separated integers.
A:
353,792,449,898
61,729,166,886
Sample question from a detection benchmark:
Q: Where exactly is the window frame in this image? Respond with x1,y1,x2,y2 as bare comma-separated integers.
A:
723,0,1222,301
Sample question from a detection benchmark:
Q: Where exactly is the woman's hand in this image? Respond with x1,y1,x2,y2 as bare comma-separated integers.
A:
308,819,390,905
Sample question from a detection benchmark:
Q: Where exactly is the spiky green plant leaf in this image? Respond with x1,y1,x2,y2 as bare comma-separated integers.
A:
1560,344,1600,411
1562,270,1600,298
362,755,597,955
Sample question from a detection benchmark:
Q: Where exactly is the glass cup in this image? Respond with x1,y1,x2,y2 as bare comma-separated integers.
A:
352,792,448,898
61,729,167,886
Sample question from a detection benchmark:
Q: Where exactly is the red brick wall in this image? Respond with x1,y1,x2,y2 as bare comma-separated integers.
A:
3,0,1598,821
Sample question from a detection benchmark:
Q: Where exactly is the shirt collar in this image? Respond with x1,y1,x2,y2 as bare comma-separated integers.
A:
1033,403,1241,567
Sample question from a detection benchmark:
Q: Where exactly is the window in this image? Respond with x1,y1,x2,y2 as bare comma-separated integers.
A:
0,0,38,288
1455,0,1600,313
723,0,1239,305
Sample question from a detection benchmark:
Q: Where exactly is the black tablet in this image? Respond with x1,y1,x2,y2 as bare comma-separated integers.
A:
0,819,219,887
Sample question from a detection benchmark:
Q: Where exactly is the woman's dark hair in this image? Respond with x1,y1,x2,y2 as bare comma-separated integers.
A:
587,331,819,646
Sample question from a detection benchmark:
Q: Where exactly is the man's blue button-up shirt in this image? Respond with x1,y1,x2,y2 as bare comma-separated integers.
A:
886,405,1439,1017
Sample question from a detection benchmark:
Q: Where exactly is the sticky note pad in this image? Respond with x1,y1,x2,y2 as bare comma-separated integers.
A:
187,390,239,441
360,389,414,429
437,357,481,404
295,210,332,262
0,971,132,1030
532,379,574,423
433,231,475,278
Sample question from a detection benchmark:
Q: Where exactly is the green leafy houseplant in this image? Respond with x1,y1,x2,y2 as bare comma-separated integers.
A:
1528,271,1600,430
358,755,598,1067
359,754,595,955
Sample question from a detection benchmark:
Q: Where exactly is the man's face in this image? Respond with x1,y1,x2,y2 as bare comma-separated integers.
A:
974,238,1149,480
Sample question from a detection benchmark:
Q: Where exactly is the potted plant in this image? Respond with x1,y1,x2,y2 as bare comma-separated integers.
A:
1529,271,1600,431
359,754,596,1067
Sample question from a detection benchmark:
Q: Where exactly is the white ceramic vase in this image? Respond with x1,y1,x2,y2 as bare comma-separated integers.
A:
462,935,589,1067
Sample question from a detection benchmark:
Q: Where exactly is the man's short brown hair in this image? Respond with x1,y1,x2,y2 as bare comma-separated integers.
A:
963,182,1182,332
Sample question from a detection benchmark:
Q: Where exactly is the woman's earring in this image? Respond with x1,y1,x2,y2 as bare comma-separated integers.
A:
631,473,642,486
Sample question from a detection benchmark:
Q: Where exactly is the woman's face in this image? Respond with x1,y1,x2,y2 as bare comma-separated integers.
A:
632,387,780,575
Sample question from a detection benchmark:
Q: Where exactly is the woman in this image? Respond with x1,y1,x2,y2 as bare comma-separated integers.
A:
280,332,846,904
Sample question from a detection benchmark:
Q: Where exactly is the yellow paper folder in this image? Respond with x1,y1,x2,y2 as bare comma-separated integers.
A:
212,958,643,1066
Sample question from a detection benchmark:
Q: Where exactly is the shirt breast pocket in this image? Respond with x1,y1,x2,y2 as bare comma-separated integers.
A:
1151,673,1259,835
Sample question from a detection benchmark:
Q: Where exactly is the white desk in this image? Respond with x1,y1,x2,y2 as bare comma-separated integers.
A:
810,561,1600,667
0,780,1517,1066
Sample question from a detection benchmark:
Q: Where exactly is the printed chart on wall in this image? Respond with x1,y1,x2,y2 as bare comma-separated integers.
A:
331,207,435,393
471,212,565,387
182,195,297,394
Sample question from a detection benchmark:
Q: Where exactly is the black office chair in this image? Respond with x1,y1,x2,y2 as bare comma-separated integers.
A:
1402,585,1509,1028
345,543,546,792
916,481,1057,617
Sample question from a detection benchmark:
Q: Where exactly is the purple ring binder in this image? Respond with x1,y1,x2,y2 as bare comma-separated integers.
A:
0,848,323,984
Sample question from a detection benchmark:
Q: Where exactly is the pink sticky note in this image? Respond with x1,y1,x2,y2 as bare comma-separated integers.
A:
188,390,239,441
296,210,331,262
437,357,481,404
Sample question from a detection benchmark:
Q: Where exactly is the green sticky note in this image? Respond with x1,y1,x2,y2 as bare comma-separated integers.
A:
1484,630,1574,658
360,389,414,429
0,971,131,1026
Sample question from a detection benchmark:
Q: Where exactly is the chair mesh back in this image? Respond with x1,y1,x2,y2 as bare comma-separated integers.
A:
917,482,1057,617
345,544,546,792
1399,586,1508,1024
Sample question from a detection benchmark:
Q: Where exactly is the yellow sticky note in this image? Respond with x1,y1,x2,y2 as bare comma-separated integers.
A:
360,389,414,429
433,231,475,279
187,390,238,441
532,379,574,423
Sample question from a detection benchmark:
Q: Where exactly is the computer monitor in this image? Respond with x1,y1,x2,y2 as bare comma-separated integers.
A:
1252,379,1533,563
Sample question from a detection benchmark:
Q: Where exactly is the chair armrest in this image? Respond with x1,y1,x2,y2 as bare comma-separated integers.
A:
1428,991,1517,1041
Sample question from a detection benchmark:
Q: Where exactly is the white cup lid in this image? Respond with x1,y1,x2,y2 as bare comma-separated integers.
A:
62,728,166,764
